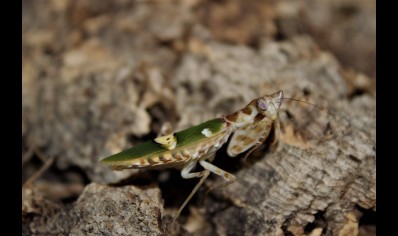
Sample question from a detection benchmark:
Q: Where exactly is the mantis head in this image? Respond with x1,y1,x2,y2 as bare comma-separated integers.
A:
256,90,284,121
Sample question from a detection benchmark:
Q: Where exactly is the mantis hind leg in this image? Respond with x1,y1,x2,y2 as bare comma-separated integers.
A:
173,160,210,225
199,160,236,182
173,158,236,224
199,159,236,198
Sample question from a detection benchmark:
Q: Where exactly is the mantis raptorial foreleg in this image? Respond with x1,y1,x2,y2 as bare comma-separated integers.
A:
241,119,281,162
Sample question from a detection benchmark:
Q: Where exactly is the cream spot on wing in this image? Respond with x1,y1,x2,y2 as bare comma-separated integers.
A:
154,134,177,150
201,128,212,137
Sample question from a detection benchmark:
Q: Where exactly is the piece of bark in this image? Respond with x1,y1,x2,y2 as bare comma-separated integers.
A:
205,119,374,235
68,183,166,235
23,183,167,235
22,184,70,235
171,34,375,235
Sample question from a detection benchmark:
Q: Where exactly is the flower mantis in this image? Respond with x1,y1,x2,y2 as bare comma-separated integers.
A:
101,91,307,223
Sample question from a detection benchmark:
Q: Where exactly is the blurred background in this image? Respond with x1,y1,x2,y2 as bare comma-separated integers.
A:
22,0,375,235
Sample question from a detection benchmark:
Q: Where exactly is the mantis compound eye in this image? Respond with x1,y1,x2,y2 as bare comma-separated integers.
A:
257,99,268,111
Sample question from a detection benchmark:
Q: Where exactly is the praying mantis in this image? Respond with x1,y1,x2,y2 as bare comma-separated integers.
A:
100,90,310,223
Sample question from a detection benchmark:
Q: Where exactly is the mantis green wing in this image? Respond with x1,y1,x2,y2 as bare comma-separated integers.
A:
100,118,230,170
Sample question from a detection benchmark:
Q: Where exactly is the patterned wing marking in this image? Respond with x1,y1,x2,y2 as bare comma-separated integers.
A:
154,133,177,150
